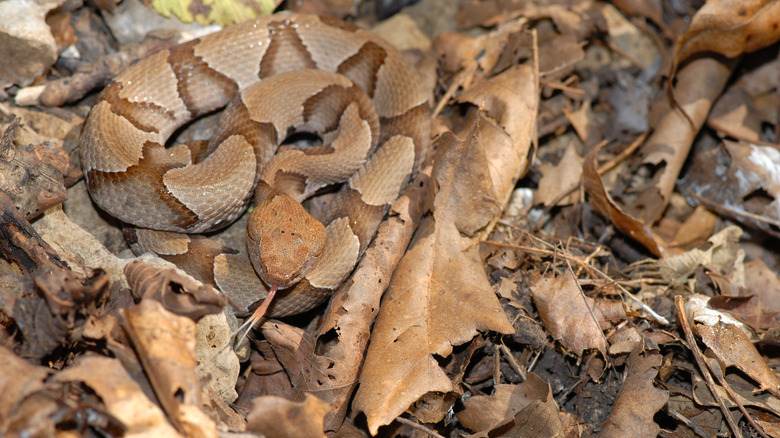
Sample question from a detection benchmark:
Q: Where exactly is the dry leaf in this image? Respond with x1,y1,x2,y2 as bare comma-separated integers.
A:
124,259,228,320
0,346,50,434
610,0,663,25
534,142,583,207
741,258,780,331
121,299,218,438
246,393,331,438
601,2,661,68
648,226,743,285
563,100,598,144
674,0,780,68
457,373,559,435
353,127,514,434
671,205,718,248
456,65,538,215
633,56,735,225
681,140,780,239
529,269,607,356
600,348,668,438
500,398,563,438
708,88,764,142
1,268,110,359
537,34,585,79
317,167,431,431
260,321,332,395
53,356,184,437
583,142,666,257
697,321,780,397
692,372,780,414
0,118,70,220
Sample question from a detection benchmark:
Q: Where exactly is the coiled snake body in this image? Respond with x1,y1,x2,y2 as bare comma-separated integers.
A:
80,13,430,316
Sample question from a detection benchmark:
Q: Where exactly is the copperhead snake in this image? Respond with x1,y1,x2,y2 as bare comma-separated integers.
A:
79,13,430,317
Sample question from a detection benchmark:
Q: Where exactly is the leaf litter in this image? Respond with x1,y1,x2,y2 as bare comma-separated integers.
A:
1,0,780,437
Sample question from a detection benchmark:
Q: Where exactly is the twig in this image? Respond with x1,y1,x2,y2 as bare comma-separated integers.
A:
480,240,597,278
705,357,769,438
674,295,742,438
395,417,446,438
499,343,527,382
666,407,713,438
539,79,585,95
687,190,780,228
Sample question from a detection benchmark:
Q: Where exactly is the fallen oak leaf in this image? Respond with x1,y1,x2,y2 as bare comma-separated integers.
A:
353,62,537,434
353,125,514,435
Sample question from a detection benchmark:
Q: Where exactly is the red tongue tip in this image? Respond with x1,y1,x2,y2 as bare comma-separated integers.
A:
249,283,278,324
233,284,278,348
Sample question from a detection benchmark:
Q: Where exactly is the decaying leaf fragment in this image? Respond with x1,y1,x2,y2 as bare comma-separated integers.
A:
124,259,228,320
260,320,333,395
0,118,71,220
647,226,743,285
534,142,583,207
1,268,110,359
692,372,780,413
457,373,562,437
246,393,331,438
681,140,780,239
0,346,51,435
529,269,608,356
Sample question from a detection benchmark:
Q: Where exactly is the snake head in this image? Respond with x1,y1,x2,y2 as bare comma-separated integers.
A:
246,193,327,288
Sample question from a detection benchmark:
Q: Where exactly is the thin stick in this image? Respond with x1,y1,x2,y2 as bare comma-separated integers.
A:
706,357,769,438
687,190,780,228
395,417,446,438
675,295,742,438
666,407,712,438
499,343,527,382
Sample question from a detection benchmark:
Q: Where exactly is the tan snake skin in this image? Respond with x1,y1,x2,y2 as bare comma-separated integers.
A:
79,13,430,316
